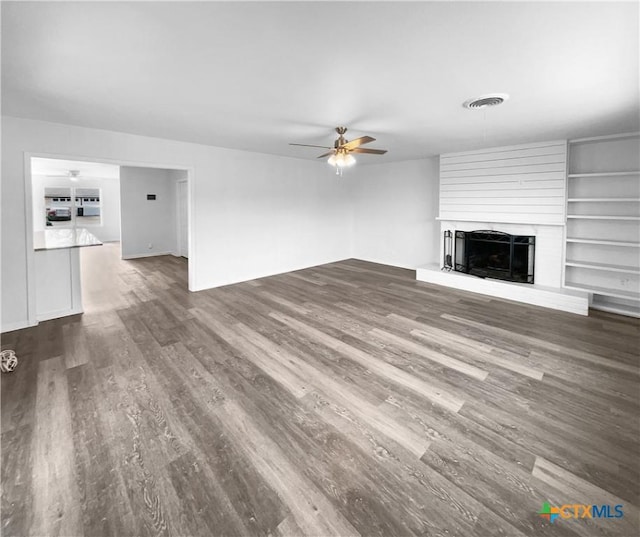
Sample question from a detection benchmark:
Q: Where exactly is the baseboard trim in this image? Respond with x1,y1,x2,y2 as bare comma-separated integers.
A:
191,257,353,292
350,257,420,271
122,251,174,260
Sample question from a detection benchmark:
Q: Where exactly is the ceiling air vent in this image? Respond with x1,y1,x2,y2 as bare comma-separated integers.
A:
463,93,509,109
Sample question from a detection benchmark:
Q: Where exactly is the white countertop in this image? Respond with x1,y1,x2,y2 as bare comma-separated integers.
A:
34,228,103,251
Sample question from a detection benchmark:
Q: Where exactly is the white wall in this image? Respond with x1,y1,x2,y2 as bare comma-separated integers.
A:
120,166,177,258
350,158,440,269
1,116,352,332
32,174,121,242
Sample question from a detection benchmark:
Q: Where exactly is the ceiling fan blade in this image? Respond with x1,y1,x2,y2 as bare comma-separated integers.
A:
351,148,388,155
316,151,335,158
289,143,333,149
341,136,376,150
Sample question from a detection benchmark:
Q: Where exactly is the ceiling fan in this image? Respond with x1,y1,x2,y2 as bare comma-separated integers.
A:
290,127,388,175
46,170,82,182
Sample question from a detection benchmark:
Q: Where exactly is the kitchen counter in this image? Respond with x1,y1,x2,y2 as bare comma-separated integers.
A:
34,228,103,251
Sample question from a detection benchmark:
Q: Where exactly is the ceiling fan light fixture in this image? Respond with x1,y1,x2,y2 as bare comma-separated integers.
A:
328,149,355,168
342,153,356,167
291,126,386,175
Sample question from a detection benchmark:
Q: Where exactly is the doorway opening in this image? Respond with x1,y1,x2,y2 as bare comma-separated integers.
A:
28,156,191,322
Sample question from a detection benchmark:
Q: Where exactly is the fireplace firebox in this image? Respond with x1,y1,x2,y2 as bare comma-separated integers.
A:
454,230,535,284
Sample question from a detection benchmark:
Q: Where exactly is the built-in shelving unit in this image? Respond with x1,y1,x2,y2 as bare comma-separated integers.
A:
565,132,640,317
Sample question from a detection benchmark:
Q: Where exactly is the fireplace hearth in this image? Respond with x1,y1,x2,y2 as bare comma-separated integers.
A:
453,230,535,284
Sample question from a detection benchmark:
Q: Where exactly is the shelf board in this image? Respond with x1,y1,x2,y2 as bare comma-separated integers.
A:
566,238,640,247
568,171,640,178
565,260,639,274
568,198,640,202
569,132,640,144
590,302,640,318
564,282,640,301
566,215,640,221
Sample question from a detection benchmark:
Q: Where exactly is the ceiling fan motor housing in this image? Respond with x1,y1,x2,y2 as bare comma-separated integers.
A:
335,126,348,147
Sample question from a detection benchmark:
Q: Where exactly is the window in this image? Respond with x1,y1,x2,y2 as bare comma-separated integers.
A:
44,187,101,228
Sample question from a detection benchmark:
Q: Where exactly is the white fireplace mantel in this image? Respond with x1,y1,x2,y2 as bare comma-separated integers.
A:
436,217,565,226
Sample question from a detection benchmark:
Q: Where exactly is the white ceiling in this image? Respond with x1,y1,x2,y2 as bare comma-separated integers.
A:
3,1,638,163
31,157,120,179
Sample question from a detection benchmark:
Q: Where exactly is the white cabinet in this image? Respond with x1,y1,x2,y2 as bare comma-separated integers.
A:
35,248,83,321
564,134,640,317
33,228,102,322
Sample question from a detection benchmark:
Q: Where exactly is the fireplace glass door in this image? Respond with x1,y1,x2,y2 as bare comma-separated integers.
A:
454,230,535,283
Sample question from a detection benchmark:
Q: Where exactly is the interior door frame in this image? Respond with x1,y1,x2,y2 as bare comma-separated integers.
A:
23,151,194,328
176,178,189,258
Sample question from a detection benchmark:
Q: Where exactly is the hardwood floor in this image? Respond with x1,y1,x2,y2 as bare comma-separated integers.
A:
2,243,639,537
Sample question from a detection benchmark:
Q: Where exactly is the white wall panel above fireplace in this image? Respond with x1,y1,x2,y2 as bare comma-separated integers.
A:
439,140,567,225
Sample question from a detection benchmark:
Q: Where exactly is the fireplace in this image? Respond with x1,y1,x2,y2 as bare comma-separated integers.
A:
453,230,535,284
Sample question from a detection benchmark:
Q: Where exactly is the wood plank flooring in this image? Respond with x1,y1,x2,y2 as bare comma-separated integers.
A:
2,242,639,537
